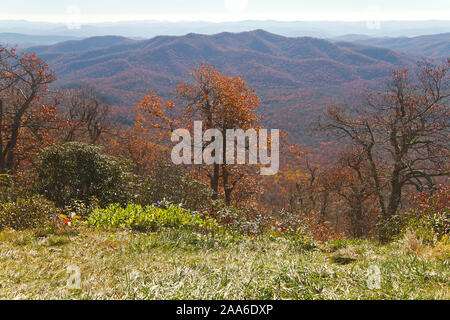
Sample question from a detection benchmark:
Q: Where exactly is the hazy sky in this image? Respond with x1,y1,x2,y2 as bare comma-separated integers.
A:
0,0,448,22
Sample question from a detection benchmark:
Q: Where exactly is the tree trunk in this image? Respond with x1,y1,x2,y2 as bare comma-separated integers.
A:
387,166,403,217
366,146,387,218
4,113,22,173
211,163,220,200
222,165,232,206
353,201,363,238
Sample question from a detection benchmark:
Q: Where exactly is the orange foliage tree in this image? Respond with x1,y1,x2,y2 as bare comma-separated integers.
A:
0,46,57,173
136,64,261,206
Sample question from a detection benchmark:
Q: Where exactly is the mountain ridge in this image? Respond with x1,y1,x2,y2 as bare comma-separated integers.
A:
333,32,450,59
29,30,415,90
26,30,421,143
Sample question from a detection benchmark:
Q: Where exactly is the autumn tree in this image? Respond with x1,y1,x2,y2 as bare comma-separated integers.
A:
323,60,449,221
54,84,111,144
177,65,260,205
135,90,178,142
0,46,56,173
137,64,261,206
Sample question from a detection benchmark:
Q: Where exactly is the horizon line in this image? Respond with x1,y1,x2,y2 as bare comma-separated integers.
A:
1,18,450,24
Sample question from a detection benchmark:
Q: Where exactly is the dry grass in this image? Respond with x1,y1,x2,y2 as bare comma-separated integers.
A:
0,226,448,300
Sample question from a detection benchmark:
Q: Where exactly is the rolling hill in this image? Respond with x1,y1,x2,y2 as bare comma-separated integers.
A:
27,30,418,143
334,33,450,60
29,30,415,93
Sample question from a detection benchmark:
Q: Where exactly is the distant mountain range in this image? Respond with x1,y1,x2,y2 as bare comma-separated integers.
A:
333,33,450,60
0,32,80,47
29,30,415,91
24,30,424,143
1,20,450,39
6,30,448,62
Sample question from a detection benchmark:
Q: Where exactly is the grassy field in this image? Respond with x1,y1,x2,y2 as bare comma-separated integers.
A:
0,226,448,300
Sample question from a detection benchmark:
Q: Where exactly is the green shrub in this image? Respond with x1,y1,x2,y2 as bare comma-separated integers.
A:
379,185,449,243
379,211,435,244
0,173,35,203
35,142,133,207
327,238,349,252
136,161,212,210
412,185,449,241
290,230,317,251
0,174,10,203
0,196,60,231
87,203,219,233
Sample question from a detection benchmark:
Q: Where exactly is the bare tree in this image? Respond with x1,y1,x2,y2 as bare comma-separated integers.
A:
322,60,449,220
329,150,376,237
54,84,110,144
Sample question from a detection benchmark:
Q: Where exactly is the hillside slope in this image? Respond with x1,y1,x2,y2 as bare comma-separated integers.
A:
335,33,450,60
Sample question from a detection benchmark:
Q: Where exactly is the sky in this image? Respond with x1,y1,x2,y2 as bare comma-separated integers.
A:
0,0,449,23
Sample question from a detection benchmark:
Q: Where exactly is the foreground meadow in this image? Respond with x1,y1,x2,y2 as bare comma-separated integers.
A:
1,225,448,300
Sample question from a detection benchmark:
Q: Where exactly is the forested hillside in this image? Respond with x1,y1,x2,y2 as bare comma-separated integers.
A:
27,30,417,143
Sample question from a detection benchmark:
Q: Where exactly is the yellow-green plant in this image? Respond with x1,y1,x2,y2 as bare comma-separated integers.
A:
87,203,219,233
